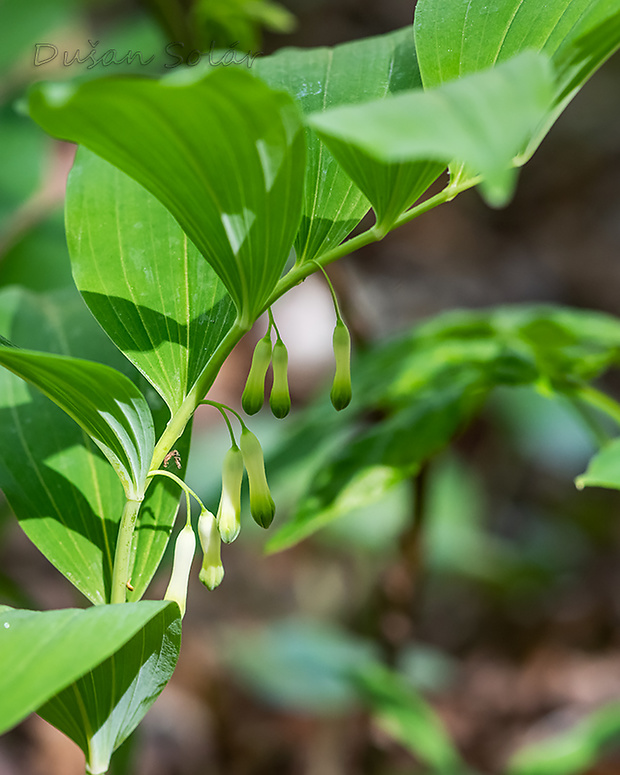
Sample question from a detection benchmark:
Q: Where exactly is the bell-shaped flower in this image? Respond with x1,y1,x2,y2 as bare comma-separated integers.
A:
330,319,352,411
217,444,243,543
164,523,196,618
198,508,224,590
239,427,275,528
242,334,272,415
269,337,291,418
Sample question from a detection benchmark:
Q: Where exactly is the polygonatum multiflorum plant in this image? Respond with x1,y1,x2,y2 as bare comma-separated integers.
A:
2,1,620,772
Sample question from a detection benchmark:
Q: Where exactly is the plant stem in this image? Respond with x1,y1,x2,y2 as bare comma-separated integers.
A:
564,393,611,447
149,319,249,474
264,177,479,310
110,321,247,603
110,498,142,604
147,469,207,512
311,261,344,322
117,175,481,602
200,400,239,445
574,384,620,430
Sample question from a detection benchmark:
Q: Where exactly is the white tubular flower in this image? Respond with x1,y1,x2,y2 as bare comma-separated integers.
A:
164,523,196,618
217,444,244,543
198,508,224,590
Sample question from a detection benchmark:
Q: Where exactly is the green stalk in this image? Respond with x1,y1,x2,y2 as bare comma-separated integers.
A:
110,498,142,604
114,176,480,602
574,384,620,429
149,319,249,474
263,177,479,311
110,320,247,603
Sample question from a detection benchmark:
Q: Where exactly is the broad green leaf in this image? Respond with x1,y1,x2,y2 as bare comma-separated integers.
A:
267,369,485,553
0,343,154,501
0,287,187,603
268,303,620,552
354,664,466,774
255,27,439,255
38,602,181,775
0,601,179,736
67,148,236,414
309,52,554,208
28,67,305,324
506,701,620,775
575,438,620,491
414,0,620,158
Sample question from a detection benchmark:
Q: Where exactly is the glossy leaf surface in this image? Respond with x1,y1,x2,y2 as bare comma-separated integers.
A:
255,27,436,255
0,287,185,603
414,0,620,156
0,342,154,501
310,52,554,208
67,149,236,414
39,602,181,774
29,68,305,323
0,602,179,739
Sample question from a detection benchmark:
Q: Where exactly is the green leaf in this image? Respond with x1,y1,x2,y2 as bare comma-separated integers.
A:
0,287,186,603
67,148,236,414
414,0,620,158
0,288,128,604
28,67,305,324
354,664,466,774
0,602,179,739
268,303,620,552
267,368,485,553
309,51,554,208
255,26,436,256
506,701,620,775
575,437,620,491
39,604,180,775
0,342,154,501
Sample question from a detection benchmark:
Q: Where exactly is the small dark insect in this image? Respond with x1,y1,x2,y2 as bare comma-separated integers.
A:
164,449,182,469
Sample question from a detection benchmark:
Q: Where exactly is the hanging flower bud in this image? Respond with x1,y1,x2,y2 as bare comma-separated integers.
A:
269,338,291,419
330,319,352,411
164,523,196,618
217,444,244,543
198,508,224,590
239,427,275,528
242,334,272,415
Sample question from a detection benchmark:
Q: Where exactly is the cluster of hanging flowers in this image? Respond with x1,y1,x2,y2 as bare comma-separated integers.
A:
153,402,275,616
242,268,352,418
158,264,352,617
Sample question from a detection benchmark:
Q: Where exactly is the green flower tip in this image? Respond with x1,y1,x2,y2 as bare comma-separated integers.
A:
164,523,196,618
239,427,276,529
250,492,276,529
270,338,291,419
330,320,352,411
242,334,272,415
199,563,224,591
198,508,224,590
217,445,243,543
